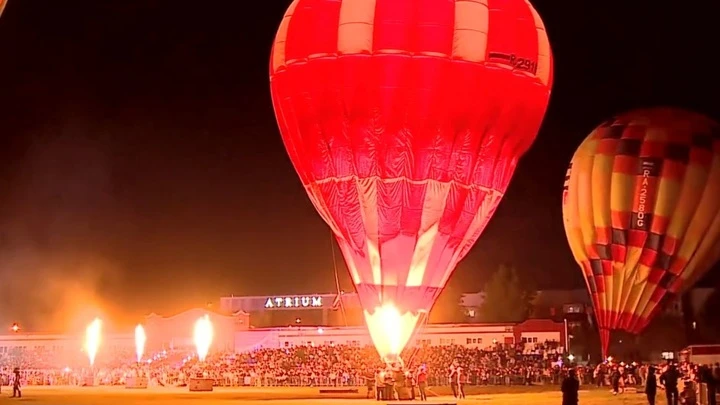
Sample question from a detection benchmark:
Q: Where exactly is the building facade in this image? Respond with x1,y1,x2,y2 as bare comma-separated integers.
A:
0,317,566,361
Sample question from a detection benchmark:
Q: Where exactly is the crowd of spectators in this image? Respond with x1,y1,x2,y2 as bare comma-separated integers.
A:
0,341,717,392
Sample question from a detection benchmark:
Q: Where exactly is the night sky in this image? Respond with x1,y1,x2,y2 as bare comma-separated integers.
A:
0,0,719,331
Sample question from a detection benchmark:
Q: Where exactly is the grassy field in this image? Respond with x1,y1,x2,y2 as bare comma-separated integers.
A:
1,385,650,405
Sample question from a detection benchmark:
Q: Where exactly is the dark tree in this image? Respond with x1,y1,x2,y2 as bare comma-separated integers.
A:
429,277,466,323
479,264,533,323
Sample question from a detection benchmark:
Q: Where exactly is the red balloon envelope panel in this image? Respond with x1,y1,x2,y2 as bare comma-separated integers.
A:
0,0,7,17
270,0,553,360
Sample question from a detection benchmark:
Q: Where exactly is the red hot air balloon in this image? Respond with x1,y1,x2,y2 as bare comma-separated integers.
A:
270,0,553,361
0,0,7,17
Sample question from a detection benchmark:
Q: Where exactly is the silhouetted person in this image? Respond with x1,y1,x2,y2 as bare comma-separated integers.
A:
11,368,21,398
611,368,621,394
449,365,458,398
660,364,679,405
562,369,580,405
646,366,657,405
702,365,717,405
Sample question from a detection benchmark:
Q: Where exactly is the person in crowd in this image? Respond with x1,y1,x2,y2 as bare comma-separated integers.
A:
449,362,459,398
365,369,375,399
457,367,467,399
561,369,580,405
646,366,657,405
11,367,21,398
702,364,717,405
611,367,622,395
406,368,416,400
660,363,680,405
375,369,385,401
417,366,428,401
383,366,395,401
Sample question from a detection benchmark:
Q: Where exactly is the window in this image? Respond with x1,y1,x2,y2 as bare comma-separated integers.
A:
467,338,472,344
417,339,431,346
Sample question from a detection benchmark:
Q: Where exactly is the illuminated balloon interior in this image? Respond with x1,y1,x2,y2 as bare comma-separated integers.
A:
84,318,102,367
134,324,146,363
364,303,419,362
193,315,213,362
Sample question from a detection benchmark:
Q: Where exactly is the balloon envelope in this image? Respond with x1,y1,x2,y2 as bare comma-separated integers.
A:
271,0,553,360
0,0,6,17
562,107,720,356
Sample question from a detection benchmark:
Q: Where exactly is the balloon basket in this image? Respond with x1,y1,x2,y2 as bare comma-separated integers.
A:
188,378,213,392
396,387,413,400
125,376,149,389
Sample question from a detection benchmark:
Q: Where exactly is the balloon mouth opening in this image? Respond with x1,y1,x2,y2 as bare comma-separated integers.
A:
363,304,422,362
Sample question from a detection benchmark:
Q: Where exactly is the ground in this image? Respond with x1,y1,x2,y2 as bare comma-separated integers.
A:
0,385,650,405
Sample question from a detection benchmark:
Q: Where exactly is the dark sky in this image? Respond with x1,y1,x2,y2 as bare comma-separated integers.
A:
0,0,719,331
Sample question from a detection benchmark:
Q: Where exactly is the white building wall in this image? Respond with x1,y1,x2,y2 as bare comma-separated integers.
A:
234,324,522,351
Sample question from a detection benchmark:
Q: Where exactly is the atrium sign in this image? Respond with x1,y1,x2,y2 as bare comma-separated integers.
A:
264,296,323,309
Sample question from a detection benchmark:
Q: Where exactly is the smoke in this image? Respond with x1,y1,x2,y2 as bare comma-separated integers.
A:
0,123,128,333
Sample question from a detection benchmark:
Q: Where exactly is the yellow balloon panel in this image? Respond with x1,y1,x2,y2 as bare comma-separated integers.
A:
562,108,720,342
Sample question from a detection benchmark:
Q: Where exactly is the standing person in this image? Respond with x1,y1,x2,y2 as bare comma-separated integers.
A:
406,369,416,400
384,367,395,401
365,370,375,399
417,366,428,401
457,368,467,399
611,367,622,395
703,364,717,405
646,366,657,405
660,363,679,405
375,369,385,401
11,368,21,398
562,369,580,405
449,364,458,398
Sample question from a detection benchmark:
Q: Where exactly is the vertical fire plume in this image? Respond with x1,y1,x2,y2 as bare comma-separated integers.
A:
135,324,146,363
84,318,102,367
193,315,213,362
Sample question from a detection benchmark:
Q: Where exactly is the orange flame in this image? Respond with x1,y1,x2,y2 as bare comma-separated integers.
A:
134,324,146,362
84,318,102,367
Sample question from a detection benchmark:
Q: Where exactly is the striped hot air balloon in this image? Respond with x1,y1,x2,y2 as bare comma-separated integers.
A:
270,0,553,361
562,107,720,358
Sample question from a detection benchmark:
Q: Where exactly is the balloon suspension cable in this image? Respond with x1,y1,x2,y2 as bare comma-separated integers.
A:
404,311,430,368
330,231,348,327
